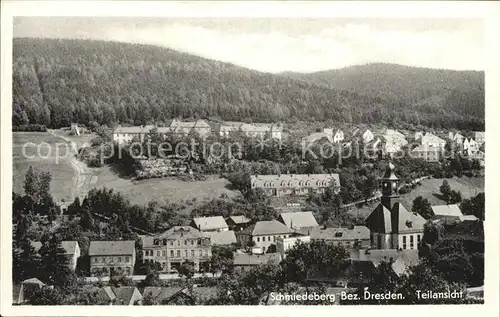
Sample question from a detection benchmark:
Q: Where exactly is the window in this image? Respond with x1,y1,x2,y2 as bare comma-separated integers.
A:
177,240,180,246
191,250,195,257
118,257,122,263
163,239,167,245
170,241,174,246
257,237,260,242
191,240,194,245
410,236,414,249
162,251,166,257
268,236,271,241
335,232,343,237
402,236,407,249
184,240,187,245
170,250,174,257
185,250,188,257
199,250,203,257
417,235,421,245
125,256,130,262
177,250,181,257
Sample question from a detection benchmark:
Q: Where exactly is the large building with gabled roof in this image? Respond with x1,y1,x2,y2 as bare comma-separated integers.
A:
237,220,296,253
365,163,426,250
250,173,340,197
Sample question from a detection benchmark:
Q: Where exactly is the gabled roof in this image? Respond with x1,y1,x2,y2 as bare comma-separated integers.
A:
157,226,208,240
143,287,183,303
204,231,237,245
431,204,463,220
226,215,251,224
233,253,281,266
365,203,393,234
349,249,419,276
88,241,135,256
22,277,45,285
421,133,446,144
83,285,117,303
241,220,294,236
192,216,228,231
111,286,141,305
391,202,426,234
310,226,370,241
279,211,319,229
302,132,334,145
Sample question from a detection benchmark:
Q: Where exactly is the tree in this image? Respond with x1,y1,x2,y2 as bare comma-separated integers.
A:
439,180,451,201
412,196,433,219
448,190,462,204
140,269,162,288
178,260,195,279
460,192,485,220
38,234,75,287
23,166,52,204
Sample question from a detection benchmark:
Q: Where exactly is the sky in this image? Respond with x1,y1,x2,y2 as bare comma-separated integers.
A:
13,17,484,73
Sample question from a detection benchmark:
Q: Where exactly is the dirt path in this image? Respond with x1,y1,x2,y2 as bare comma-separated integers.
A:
47,129,94,201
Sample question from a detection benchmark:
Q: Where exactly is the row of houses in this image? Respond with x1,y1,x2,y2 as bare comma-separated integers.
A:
13,278,214,305
303,127,485,162
249,173,341,197
112,119,284,144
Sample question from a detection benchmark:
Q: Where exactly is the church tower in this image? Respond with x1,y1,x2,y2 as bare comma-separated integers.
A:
380,162,400,210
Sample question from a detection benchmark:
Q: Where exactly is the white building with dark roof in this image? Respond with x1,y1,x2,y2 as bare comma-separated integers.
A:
310,226,371,249
250,173,340,197
89,240,136,276
365,163,426,250
237,220,296,253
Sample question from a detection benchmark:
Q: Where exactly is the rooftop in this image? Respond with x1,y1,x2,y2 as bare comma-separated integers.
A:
250,173,340,189
431,204,463,220
204,231,237,245
192,216,228,231
241,220,294,236
88,241,135,256
279,211,319,229
31,240,79,255
233,253,281,266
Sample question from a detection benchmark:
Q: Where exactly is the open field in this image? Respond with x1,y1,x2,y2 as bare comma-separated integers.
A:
13,132,76,201
49,128,97,148
91,165,240,206
348,176,485,219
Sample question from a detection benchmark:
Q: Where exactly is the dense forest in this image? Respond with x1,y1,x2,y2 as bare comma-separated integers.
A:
12,38,484,130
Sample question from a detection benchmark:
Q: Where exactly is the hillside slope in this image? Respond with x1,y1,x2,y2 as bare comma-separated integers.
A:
283,63,485,120
13,38,484,130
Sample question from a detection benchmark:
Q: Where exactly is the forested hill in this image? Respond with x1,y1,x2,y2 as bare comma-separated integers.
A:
13,38,484,130
282,63,485,121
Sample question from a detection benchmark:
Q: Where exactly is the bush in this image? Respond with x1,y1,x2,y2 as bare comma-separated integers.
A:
13,124,47,132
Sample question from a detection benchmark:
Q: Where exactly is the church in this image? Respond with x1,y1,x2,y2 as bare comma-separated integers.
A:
365,163,426,250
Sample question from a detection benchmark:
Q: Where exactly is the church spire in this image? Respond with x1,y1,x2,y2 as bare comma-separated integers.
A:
380,162,400,210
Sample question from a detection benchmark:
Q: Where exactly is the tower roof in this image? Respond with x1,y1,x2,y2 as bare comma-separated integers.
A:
382,162,399,180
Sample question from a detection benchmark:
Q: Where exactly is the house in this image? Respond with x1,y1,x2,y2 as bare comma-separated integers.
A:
278,211,319,231
349,249,419,276
167,119,212,138
225,215,252,232
82,285,117,305
323,128,344,143
232,253,281,272
31,240,81,271
190,216,229,232
352,128,374,143
384,129,408,153
420,132,446,149
365,163,426,250
204,230,237,246
113,125,153,144
411,144,441,162
250,173,340,197
14,278,47,304
276,234,311,259
108,286,142,305
237,220,295,253
414,131,424,141
463,138,479,152
141,226,212,273
302,132,334,146
142,286,184,304
474,132,485,144
89,240,136,277
450,132,465,144
70,123,80,136
241,122,283,140
431,204,466,225
219,121,244,137
310,225,371,249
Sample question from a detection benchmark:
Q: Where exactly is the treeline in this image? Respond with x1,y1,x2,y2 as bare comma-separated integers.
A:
13,38,484,130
